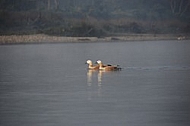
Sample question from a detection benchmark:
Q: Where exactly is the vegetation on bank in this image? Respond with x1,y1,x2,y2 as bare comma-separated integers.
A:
0,0,190,37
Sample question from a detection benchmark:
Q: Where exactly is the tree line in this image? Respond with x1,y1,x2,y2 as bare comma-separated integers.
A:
0,0,189,36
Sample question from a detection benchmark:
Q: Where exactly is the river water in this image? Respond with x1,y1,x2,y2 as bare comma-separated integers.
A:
0,40,190,126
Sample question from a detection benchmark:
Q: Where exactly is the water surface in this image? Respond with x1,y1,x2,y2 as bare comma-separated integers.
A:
0,40,190,126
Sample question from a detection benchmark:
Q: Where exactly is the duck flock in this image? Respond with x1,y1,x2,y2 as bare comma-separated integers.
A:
86,60,121,71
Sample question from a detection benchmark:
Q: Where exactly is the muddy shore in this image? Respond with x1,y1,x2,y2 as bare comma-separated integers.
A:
0,34,189,44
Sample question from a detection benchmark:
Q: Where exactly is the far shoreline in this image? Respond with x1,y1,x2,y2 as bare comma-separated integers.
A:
0,34,189,45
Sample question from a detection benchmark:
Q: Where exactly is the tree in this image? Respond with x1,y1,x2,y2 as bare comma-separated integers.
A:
169,0,190,16
54,0,59,10
47,0,59,10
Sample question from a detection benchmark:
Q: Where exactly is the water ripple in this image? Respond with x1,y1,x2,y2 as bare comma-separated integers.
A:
124,66,190,71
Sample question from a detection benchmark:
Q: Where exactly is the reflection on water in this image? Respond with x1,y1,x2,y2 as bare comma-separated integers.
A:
98,70,103,86
87,70,94,86
87,70,107,99
87,70,94,100
87,70,121,100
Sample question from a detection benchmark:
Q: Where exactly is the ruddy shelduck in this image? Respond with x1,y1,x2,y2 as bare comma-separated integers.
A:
86,60,99,70
96,60,121,71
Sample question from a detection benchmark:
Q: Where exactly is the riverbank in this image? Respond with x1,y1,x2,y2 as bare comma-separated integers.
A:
0,34,189,44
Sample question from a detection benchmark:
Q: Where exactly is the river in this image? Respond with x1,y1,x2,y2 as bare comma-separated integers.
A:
0,40,190,126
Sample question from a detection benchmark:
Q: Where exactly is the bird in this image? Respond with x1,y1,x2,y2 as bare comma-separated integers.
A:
86,60,99,70
96,60,121,71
